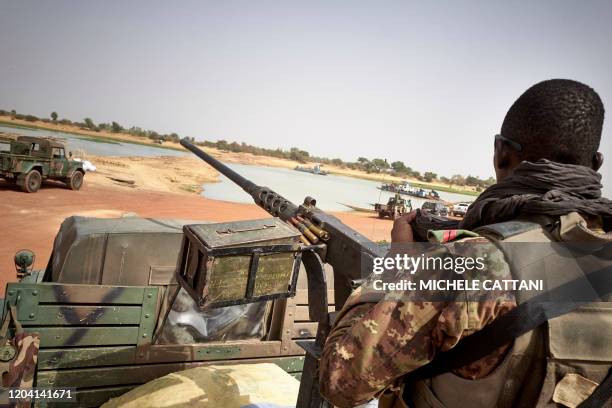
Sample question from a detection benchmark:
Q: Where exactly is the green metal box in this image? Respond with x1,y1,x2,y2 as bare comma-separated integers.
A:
176,218,302,308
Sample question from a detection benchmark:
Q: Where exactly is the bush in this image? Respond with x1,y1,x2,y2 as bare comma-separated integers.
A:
111,121,123,132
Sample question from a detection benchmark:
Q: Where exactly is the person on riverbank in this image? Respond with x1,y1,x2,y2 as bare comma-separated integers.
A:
319,79,612,407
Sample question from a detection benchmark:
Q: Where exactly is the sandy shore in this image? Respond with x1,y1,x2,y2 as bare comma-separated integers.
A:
0,180,392,296
85,155,219,194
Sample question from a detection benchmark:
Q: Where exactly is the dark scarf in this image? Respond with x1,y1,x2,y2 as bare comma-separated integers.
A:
459,159,612,230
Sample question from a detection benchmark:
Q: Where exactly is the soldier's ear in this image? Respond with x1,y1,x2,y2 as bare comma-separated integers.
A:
494,144,522,182
592,152,603,171
494,143,513,171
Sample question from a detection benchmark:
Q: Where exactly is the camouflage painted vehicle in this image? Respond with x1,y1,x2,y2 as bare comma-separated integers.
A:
0,135,85,193
0,216,332,406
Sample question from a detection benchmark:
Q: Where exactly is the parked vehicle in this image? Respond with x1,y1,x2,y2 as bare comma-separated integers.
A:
0,135,85,192
421,201,448,216
452,202,470,217
375,193,411,219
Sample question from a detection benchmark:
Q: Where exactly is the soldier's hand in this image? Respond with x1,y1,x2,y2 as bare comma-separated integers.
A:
391,211,417,243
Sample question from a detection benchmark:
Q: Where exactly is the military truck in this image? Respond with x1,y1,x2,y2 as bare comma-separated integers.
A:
0,135,85,193
374,193,411,219
0,216,335,407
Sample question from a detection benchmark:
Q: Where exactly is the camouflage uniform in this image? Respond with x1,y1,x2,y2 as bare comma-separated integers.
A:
319,232,517,408
0,305,40,408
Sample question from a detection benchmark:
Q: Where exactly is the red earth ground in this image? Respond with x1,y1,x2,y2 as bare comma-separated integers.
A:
0,180,393,296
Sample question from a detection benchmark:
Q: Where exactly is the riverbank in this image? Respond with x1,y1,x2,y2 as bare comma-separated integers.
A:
0,116,480,196
85,154,219,194
0,181,392,295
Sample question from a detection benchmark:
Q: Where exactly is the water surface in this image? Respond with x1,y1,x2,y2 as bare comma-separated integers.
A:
0,124,187,157
202,162,474,212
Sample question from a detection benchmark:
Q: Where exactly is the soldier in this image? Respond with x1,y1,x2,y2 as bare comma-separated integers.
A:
319,79,612,407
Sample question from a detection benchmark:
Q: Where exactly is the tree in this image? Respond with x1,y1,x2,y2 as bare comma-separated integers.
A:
371,158,389,171
391,161,407,173
166,133,180,143
10,109,16,119
51,112,58,121
216,140,229,150
83,118,97,130
465,175,480,186
423,172,437,182
111,121,123,133
450,174,465,186
290,147,310,163
147,131,161,141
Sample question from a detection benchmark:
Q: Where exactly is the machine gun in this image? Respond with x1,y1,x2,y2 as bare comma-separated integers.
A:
179,139,387,407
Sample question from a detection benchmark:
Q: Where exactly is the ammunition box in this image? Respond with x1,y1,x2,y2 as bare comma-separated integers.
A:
176,218,302,308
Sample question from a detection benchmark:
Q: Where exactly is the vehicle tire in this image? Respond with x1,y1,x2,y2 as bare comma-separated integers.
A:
378,212,385,218
67,171,84,190
22,170,42,193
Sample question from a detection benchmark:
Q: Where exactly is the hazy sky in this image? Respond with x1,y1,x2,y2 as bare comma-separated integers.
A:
1,1,611,189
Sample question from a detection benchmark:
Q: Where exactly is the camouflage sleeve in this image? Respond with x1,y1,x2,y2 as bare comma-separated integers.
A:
319,238,517,408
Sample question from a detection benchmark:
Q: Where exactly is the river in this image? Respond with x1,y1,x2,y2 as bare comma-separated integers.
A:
201,162,475,212
1,124,475,211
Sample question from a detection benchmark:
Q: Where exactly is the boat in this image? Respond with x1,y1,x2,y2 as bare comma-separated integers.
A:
294,164,328,175
338,202,377,213
378,182,441,200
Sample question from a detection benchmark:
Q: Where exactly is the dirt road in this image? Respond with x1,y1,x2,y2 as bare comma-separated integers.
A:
0,181,392,296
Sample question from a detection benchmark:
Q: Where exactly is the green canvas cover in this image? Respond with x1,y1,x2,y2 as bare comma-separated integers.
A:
44,216,193,285
43,216,270,343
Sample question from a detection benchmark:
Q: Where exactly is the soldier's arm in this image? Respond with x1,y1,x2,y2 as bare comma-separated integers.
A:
319,293,445,407
319,240,517,407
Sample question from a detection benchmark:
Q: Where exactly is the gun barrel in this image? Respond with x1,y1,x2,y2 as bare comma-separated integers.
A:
181,138,387,309
180,139,299,220
180,139,257,194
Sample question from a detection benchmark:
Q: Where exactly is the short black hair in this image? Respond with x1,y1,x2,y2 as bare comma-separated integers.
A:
501,79,605,166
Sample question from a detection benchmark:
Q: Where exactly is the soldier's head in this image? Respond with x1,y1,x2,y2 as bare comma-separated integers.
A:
494,79,605,181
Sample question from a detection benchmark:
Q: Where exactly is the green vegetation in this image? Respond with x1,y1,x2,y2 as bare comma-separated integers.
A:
195,139,494,192
0,108,494,191
0,120,120,145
